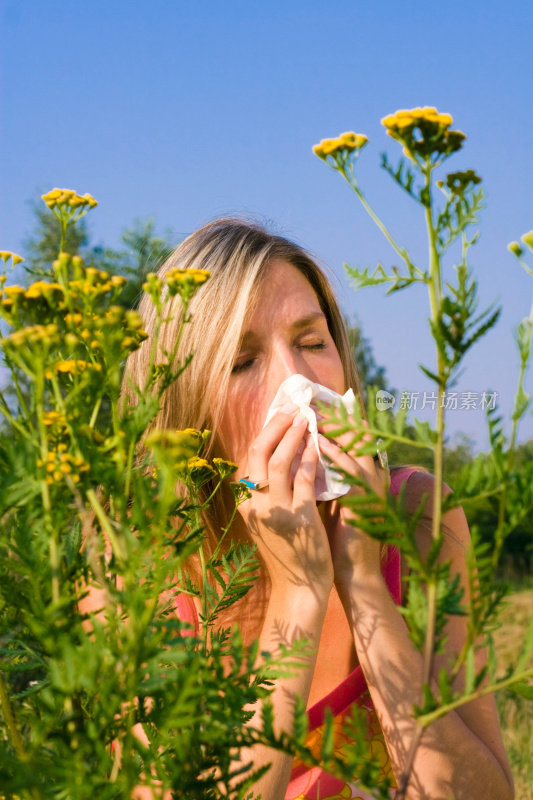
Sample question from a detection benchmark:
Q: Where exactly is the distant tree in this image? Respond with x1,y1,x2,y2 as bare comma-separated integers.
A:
344,317,388,401
23,200,89,276
22,196,177,308
2,201,178,430
90,218,176,309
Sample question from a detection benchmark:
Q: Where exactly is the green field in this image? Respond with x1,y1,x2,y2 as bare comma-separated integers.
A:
493,588,533,800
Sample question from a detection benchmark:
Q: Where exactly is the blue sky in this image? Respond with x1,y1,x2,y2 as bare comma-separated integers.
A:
1,0,532,449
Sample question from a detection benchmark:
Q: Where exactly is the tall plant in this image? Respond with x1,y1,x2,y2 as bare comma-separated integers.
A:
0,191,314,798
313,108,533,797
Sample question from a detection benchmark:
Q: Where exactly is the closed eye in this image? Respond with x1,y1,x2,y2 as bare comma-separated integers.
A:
231,342,327,374
231,357,256,374
299,342,327,351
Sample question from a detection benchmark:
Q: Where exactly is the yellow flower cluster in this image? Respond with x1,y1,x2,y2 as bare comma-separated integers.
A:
0,281,65,324
43,410,67,430
42,188,98,210
381,107,465,160
2,323,60,351
45,359,102,379
165,267,210,300
212,457,238,479
145,428,203,465
37,444,89,485
68,268,126,300
26,282,65,305
313,131,369,161
187,456,217,484
41,301,147,362
438,169,482,194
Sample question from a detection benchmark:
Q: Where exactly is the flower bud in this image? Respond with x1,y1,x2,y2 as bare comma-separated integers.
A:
520,230,533,251
508,241,523,257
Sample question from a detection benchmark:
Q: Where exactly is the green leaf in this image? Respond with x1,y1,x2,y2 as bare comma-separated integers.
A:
507,680,533,700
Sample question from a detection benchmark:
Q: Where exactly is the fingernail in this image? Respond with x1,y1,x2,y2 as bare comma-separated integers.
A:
280,402,297,414
292,413,308,427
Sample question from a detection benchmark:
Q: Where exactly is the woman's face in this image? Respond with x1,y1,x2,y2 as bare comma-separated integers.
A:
217,259,345,475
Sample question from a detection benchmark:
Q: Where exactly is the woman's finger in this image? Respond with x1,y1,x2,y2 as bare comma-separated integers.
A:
317,413,374,456
267,414,310,504
243,408,297,485
293,434,318,507
318,432,374,483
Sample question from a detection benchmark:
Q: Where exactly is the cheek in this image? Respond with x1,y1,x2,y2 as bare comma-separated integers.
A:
216,384,267,466
319,349,345,394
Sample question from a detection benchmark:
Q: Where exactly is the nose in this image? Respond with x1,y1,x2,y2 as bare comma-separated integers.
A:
266,341,317,399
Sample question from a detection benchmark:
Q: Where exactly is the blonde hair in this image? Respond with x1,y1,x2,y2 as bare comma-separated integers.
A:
122,217,364,631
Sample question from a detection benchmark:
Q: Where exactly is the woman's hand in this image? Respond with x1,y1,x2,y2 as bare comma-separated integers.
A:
238,409,334,602
317,420,388,590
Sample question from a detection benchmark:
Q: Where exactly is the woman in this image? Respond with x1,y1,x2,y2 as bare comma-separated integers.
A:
124,217,514,800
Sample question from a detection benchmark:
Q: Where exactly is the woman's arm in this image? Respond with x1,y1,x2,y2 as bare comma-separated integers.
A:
230,410,334,799
319,439,514,800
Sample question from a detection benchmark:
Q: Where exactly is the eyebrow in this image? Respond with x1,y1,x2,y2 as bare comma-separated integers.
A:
239,311,327,345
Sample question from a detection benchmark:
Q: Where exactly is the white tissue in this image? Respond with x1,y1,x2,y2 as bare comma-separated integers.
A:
263,374,356,501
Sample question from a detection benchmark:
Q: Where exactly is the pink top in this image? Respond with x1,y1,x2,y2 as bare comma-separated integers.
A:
176,466,421,800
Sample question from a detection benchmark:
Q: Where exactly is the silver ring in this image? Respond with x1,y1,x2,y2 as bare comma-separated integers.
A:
239,476,269,491
374,438,388,470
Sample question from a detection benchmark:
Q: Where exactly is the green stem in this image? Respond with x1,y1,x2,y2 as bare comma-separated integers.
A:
418,668,533,728
35,369,60,604
89,396,102,429
210,497,240,564
123,438,135,504
0,671,27,760
4,352,31,421
86,488,126,562
0,388,32,439
397,164,446,800
198,535,209,655
340,164,421,276
200,478,223,512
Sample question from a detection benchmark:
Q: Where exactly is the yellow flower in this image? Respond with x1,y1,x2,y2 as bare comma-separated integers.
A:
0,251,24,265
3,285,26,298
24,281,64,301
313,131,368,161
41,188,98,211
520,230,533,251
82,193,98,208
43,410,67,428
45,359,102,379
381,106,465,160
508,241,523,257
213,457,238,479
166,268,210,299
64,312,83,326
187,456,217,486
443,170,482,194
56,190,75,207
145,428,202,464
41,188,63,207
86,267,109,282
2,323,59,350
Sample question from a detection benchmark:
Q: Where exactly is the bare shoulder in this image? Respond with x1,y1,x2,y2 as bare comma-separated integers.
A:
400,468,471,554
